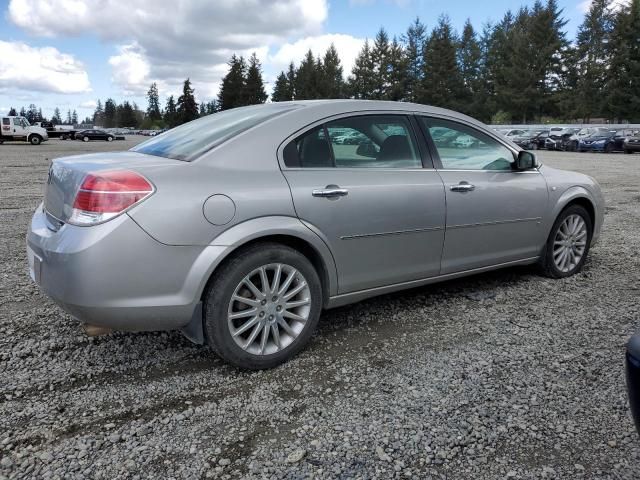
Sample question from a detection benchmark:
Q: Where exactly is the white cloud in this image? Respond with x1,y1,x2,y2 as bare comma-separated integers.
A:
270,34,365,78
9,0,328,95
0,41,91,94
78,100,97,109
578,0,628,13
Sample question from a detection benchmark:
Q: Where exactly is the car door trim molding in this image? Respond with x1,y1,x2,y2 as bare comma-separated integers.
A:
340,225,444,240
326,256,540,308
447,216,542,230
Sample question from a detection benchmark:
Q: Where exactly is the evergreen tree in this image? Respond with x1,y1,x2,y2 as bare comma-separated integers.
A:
605,0,640,121
8,107,17,116
419,15,464,109
385,37,408,101
295,50,320,99
243,53,268,105
177,78,199,124
65,109,72,125
19,107,27,118
286,62,297,99
402,17,427,102
103,99,117,128
37,108,44,122
52,108,61,125
164,95,178,128
348,40,376,99
199,102,207,116
371,28,391,99
71,110,78,125
571,0,613,121
93,100,104,125
26,104,38,124
319,44,344,98
218,54,247,110
206,100,219,114
116,101,136,127
458,19,483,117
146,82,162,121
271,71,292,102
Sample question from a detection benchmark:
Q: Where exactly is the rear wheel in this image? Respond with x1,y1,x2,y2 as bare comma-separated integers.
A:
539,205,592,278
625,149,632,154
107,136,113,142
605,143,614,153
203,243,322,369
29,135,42,145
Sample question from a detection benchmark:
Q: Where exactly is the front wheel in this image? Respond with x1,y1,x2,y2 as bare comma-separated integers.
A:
625,149,632,154
539,205,593,278
83,136,89,142
203,243,322,369
107,136,113,142
29,135,42,145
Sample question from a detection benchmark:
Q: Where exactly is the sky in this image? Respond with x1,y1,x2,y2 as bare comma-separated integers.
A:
0,0,597,119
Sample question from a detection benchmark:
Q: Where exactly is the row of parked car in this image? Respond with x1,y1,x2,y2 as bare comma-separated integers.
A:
498,127,640,154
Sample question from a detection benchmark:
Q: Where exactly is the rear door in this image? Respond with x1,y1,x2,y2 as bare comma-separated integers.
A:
417,116,548,274
281,113,446,294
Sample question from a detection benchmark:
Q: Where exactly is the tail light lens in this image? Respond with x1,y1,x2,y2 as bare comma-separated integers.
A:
69,170,154,225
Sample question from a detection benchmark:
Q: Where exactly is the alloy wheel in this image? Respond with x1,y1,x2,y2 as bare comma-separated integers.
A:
227,263,311,356
552,214,588,273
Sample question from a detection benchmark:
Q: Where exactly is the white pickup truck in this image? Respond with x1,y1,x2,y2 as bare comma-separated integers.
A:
0,116,48,145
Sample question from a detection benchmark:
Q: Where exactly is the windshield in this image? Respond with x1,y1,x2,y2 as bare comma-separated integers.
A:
131,103,300,161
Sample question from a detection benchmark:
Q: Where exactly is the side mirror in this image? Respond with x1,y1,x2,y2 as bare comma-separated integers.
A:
516,150,537,170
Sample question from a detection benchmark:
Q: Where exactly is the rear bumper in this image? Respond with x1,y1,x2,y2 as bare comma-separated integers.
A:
626,334,640,435
27,204,226,332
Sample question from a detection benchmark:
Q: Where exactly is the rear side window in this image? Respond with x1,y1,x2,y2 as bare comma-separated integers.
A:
283,115,421,169
132,104,299,161
2,118,9,126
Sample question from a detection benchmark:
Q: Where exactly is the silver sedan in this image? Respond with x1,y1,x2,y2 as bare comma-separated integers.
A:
27,100,604,369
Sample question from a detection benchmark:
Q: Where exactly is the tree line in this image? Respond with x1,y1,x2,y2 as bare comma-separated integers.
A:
6,0,639,128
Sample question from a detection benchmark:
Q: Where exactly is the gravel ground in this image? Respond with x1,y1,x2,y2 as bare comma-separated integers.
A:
1,138,639,479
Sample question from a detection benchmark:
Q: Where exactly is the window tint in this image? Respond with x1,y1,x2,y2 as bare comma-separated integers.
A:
284,126,333,168
132,103,299,161
326,115,420,168
421,118,514,171
2,118,9,126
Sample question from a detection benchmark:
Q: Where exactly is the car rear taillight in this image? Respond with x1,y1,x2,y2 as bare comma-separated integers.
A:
69,170,154,225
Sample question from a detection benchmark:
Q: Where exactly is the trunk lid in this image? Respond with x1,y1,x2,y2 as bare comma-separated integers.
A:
44,151,183,226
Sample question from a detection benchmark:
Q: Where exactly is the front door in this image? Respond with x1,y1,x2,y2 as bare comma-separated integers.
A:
12,117,28,139
281,114,446,294
418,116,548,274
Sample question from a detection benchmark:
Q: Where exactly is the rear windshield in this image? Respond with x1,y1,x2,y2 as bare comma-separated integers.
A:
131,104,299,161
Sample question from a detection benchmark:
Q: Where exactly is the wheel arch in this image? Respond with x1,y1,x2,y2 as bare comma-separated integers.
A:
546,187,597,243
198,217,338,308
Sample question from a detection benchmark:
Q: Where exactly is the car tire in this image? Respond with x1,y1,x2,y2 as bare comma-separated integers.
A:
605,143,614,153
83,136,89,142
29,135,41,145
539,204,593,279
203,242,323,369
624,149,632,154
107,136,113,142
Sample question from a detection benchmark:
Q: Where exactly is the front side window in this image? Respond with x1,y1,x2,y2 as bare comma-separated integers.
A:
283,115,421,169
420,118,515,171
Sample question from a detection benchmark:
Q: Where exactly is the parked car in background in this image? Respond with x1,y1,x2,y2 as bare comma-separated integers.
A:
511,130,549,150
545,128,581,151
27,100,604,369
624,134,640,154
75,129,116,142
578,129,631,153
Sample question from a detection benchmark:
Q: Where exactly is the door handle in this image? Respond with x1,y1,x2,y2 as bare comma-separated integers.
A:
450,183,475,192
312,186,349,198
